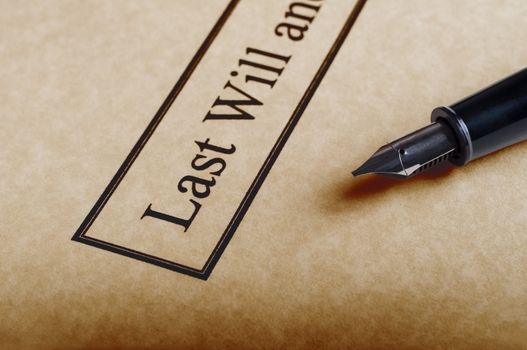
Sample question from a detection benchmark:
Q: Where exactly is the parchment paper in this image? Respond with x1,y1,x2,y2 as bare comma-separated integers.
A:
1,0,526,348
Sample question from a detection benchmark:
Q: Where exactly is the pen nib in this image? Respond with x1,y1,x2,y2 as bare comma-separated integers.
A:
352,121,459,179
352,145,407,179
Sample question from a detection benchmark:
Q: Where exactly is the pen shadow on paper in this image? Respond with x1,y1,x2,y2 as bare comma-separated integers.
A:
343,162,455,199
318,162,453,215
325,149,506,212
327,161,455,209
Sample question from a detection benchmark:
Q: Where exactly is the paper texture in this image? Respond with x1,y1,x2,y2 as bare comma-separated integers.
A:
2,0,527,348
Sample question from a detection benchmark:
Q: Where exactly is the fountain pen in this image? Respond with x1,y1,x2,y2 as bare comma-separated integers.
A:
352,67,527,179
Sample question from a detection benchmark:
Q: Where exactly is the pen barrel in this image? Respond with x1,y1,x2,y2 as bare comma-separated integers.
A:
432,67,527,165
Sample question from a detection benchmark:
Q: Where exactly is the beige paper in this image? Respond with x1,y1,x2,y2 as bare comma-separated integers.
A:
2,0,527,348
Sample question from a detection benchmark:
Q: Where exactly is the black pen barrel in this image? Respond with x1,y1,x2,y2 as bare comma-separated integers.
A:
432,67,527,165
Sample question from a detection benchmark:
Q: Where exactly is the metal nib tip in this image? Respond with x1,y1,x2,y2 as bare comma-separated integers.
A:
352,145,407,179
351,159,378,177
352,121,459,179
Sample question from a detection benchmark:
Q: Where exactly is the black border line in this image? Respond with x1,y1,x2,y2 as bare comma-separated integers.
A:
72,0,368,280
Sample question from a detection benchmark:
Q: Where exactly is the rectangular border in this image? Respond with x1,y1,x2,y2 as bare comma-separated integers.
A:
72,0,367,280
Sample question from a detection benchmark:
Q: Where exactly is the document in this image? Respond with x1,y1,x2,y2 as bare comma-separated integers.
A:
2,0,526,348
